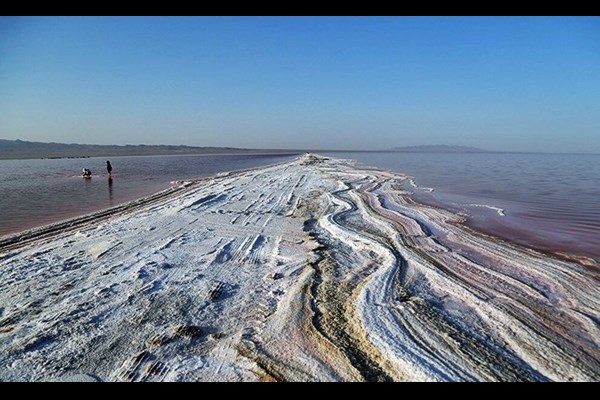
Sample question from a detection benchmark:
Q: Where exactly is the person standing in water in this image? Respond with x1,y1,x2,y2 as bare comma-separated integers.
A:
106,160,113,178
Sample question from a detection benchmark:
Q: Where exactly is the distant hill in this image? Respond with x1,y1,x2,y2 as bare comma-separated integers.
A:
0,139,291,160
391,145,490,153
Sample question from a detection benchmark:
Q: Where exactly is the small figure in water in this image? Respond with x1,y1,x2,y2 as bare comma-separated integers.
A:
106,160,112,178
82,168,92,177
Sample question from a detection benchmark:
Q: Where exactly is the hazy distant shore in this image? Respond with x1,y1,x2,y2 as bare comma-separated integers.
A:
0,139,305,160
4,139,597,161
0,154,598,381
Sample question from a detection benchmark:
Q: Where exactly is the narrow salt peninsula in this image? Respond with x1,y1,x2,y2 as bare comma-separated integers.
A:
0,154,598,382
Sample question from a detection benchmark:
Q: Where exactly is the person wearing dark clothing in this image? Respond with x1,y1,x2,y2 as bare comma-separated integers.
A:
106,161,112,178
82,168,92,177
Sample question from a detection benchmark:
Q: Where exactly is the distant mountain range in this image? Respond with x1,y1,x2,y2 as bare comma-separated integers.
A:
391,145,490,153
0,139,291,160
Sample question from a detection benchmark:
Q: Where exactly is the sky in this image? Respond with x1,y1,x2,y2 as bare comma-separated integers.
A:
1,16,599,153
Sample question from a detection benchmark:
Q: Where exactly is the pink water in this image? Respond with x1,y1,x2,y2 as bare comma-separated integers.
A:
325,151,600,263
0,153,299,238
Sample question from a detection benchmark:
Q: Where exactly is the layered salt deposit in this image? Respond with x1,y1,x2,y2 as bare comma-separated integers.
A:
0,154,598,381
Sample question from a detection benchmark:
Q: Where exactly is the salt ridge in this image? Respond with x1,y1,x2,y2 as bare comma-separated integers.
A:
467,203,506,216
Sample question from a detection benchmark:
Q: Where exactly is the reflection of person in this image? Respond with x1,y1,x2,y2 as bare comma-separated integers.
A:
108,177,113,202
82,168,92,177
106,161,113,178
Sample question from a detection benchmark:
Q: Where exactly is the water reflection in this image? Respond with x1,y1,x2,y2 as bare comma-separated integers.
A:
108,177,113,205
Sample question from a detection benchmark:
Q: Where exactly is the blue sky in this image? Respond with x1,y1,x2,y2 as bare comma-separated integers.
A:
1,16,599,152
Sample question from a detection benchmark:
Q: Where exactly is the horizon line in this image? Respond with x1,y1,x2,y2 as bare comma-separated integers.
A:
1,138,599,156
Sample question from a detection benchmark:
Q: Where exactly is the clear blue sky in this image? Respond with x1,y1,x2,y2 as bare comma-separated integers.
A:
1,16,599,152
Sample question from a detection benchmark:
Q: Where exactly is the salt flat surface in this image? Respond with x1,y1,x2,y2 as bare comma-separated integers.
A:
0,154,598,381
